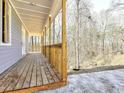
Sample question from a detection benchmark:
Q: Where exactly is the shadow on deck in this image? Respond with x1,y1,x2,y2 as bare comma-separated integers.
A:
0,54,66,93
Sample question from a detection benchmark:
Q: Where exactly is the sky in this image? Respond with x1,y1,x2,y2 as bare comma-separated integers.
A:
91,0,112,13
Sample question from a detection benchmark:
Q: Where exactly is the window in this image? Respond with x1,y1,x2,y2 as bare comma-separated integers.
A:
1,0,11,45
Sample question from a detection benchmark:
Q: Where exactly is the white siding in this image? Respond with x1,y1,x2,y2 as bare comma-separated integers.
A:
0,2,22,74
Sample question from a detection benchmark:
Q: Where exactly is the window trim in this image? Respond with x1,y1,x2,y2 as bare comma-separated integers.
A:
0,0,12,46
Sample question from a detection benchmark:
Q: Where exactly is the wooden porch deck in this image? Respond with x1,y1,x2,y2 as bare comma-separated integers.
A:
0,54,65,93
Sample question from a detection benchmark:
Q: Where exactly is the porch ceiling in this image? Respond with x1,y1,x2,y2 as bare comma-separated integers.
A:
11,0,54,33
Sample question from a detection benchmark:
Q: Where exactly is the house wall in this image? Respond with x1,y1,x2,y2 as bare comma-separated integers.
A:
0,1,23,74
22,26,29,55
25,30,29,53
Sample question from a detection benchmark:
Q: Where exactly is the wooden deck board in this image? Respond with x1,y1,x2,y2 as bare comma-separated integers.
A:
0,56,28,80
14,56,32,90
0,62,19,80
46,62,59,82
40,64,49,85
36,56,43,86
0,53,62,93
44,63,54,84
0,60,23,85
30,55,37,87
5,58,28,91
22,57,34,88
0,60,24,93
0,68,17,92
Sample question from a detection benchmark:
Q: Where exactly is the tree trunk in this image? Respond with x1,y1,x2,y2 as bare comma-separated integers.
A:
74,0,80,70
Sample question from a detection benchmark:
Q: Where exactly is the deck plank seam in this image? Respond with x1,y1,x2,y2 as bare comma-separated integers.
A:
22,56,34,88
0,60,24,90
44,61,56,83
29,55,37,87
15,55,31,89
39,58,44,86
29,56,34,88
22,57,34,87
36,55,42,86
4,58,29,92
46,62,60,82
0,55,28,80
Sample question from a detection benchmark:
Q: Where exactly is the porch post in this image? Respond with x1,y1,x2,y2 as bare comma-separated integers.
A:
45,26,47,57
42,31,44,55
49,15,52,64
62,0,67,81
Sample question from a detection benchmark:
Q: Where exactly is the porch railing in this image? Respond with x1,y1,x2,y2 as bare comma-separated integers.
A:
42,0,67,82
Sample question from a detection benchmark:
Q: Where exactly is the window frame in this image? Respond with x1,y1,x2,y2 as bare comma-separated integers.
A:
0,0,11,46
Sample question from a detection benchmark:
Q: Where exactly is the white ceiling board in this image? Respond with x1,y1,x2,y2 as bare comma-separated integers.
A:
18,0,54,7
23,21,43,25
11,0,54,34
26,25,41,29
13,1,50,13
24,27,43,31
26,28,42,32
20,18,45,22
16,7,49,15
19,13,46,19
17,9,46,17
26,25,42,31
21,16,45,22
14,0,51,9
24,21,43,32
22,20,44,24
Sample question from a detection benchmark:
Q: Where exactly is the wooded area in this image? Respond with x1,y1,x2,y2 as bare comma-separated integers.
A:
66,0,124,71
44,0,124,72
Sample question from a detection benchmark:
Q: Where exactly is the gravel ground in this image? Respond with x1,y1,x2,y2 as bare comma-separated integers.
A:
35,69,124,93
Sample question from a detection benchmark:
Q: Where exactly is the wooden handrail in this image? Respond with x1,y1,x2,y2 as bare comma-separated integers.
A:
45,43,62,47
